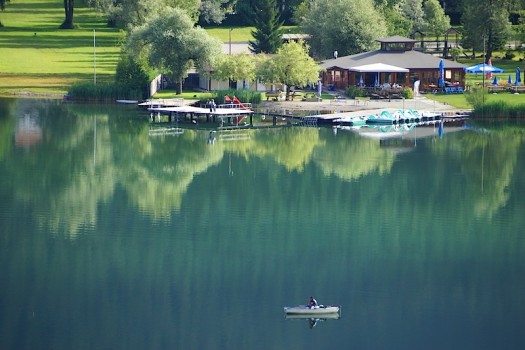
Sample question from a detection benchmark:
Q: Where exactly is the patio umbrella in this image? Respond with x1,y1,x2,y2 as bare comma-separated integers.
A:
358,74,364,87
515,67,521,86
374,73,378,87
465,63,505,74
493,76,498,85
508,75,512,85
317,79,322,97
438,59,445,87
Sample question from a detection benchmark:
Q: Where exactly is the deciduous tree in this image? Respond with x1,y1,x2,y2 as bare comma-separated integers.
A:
212,53,256,88
401,0,425,32
461,0,511,60
88,0,200,29
302,0,386,59
60,0,75,29
0,0,11,27
423,0,450,41
199,0,236,24
126,7,222,94
257,41,320,99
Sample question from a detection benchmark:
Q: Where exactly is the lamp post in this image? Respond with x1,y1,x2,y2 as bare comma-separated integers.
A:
482,36,486,104
93,29,96,85
229,28,233,55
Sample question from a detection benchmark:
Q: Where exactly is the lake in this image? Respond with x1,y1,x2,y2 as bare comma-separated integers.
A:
1,98,524,350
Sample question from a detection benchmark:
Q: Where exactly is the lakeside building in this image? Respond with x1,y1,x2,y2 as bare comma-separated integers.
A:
319,36,466,93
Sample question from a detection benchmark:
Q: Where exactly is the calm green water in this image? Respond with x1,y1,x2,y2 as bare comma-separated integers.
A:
1,98,524,350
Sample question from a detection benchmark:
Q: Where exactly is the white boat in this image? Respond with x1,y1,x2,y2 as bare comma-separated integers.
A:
284,312,341,320
283,305,341,315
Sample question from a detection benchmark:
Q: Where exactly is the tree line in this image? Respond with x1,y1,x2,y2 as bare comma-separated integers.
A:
3,0,525,98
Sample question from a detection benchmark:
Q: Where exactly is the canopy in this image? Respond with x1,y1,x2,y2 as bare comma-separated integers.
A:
351,63,409,73
464,63,504,74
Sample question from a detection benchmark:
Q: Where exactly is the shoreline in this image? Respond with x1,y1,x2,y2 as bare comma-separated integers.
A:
257,96,467,115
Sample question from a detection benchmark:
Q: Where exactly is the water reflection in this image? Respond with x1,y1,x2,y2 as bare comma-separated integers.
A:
284,314,341,329
1,99,525,236
1,99,525,349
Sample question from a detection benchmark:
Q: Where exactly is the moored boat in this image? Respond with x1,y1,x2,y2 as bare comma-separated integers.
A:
367,110,399,124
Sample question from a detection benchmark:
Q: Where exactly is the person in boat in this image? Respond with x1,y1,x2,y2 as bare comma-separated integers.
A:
308,296,318,309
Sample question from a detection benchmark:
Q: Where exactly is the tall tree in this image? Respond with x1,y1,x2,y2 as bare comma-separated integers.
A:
0,0,10,27
257,41,320,99
236,0,302,24
249,0,283,53
461,0,511,61
212,53,256,88
302,0,387,59
126,7,222,94
401,0,425,32
60,0,75,29
374,0,412,36
423,0,450,40
87,0,200,29
199,0,236,24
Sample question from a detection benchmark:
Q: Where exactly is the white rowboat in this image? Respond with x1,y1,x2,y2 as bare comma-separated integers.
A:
283,305,340,315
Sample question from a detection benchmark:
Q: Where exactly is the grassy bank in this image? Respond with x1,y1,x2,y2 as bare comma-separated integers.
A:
1,0,524,114
0,0,122,95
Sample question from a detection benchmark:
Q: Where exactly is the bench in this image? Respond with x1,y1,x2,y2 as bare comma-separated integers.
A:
487,86,506,93
354,96,370,105
510,85,525,93
287,91,303,101
265,91,284,101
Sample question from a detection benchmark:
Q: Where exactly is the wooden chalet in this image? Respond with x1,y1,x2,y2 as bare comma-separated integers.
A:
319,36,466,94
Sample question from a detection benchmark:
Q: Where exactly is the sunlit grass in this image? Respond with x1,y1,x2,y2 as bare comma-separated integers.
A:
0,0,122,95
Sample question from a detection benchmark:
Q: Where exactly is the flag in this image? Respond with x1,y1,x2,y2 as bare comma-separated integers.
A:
486,59,493,79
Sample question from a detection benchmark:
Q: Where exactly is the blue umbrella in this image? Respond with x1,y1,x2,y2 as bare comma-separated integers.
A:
465,63,505,74
515,67,521,86
438,59,445,87
438,120,444,139
508,75,512,85
493,76,498,85
358,74,363,87
374,73,379,87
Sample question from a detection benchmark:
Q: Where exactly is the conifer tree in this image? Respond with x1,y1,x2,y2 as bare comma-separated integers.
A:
249,0,283,54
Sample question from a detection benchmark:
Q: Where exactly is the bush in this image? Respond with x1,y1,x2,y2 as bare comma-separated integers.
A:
465,86,486,110
210,89,262,105
67,54,152,101
471,100,525,119
345,86,365,98
402,87,413,99
68,82,145,101
115,55,151,99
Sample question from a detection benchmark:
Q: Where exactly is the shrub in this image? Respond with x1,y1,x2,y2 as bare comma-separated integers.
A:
402,87,413,99
211,89,262,105
115,55,151,99
471,100,525,119
465,86,486,110
67,82,144,101
345,86,365,98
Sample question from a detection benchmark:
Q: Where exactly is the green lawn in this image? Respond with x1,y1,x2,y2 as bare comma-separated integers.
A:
0,0,122,95
1,0,524,109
